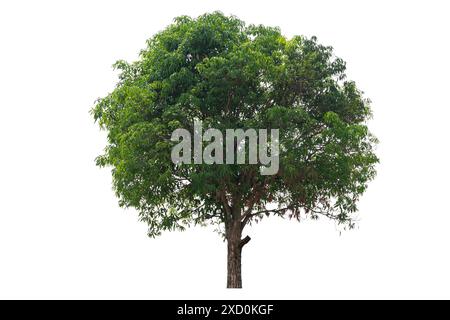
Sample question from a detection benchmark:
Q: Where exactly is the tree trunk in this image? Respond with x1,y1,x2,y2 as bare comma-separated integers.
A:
226,220,251,288
227,236,242,288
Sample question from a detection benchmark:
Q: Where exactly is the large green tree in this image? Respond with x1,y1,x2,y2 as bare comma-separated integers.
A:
92,12,378,288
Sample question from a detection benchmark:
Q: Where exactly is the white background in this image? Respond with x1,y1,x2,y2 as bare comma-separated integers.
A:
1,0,449,299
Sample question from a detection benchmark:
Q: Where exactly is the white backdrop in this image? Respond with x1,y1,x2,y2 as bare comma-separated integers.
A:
1,0,449,299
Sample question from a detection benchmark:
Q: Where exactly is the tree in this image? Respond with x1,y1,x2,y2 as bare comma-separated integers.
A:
91,12,378,288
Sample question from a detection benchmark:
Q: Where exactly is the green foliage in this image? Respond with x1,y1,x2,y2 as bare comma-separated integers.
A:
92,12,378,237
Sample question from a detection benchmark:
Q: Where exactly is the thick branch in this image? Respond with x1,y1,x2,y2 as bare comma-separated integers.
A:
239,235,251,248
217,190,232,219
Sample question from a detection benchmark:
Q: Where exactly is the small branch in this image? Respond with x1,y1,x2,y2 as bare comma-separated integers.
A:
239,235,251,248
252,207,291,217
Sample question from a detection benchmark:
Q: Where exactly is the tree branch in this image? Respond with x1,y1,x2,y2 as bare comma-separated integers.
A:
217,189,232,224
239,235,251,248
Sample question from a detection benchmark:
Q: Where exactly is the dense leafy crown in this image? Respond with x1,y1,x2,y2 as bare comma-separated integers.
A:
92,12,378,237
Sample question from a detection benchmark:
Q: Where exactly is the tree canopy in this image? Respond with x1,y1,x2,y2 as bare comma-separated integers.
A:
92,12,378,287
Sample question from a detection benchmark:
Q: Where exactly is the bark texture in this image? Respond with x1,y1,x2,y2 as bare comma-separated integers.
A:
226,218,250,288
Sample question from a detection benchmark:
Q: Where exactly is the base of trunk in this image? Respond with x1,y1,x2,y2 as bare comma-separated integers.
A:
227,240,242,288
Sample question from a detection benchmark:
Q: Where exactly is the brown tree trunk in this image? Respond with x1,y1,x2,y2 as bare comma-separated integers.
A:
226,220,251,288
227,236,242,288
